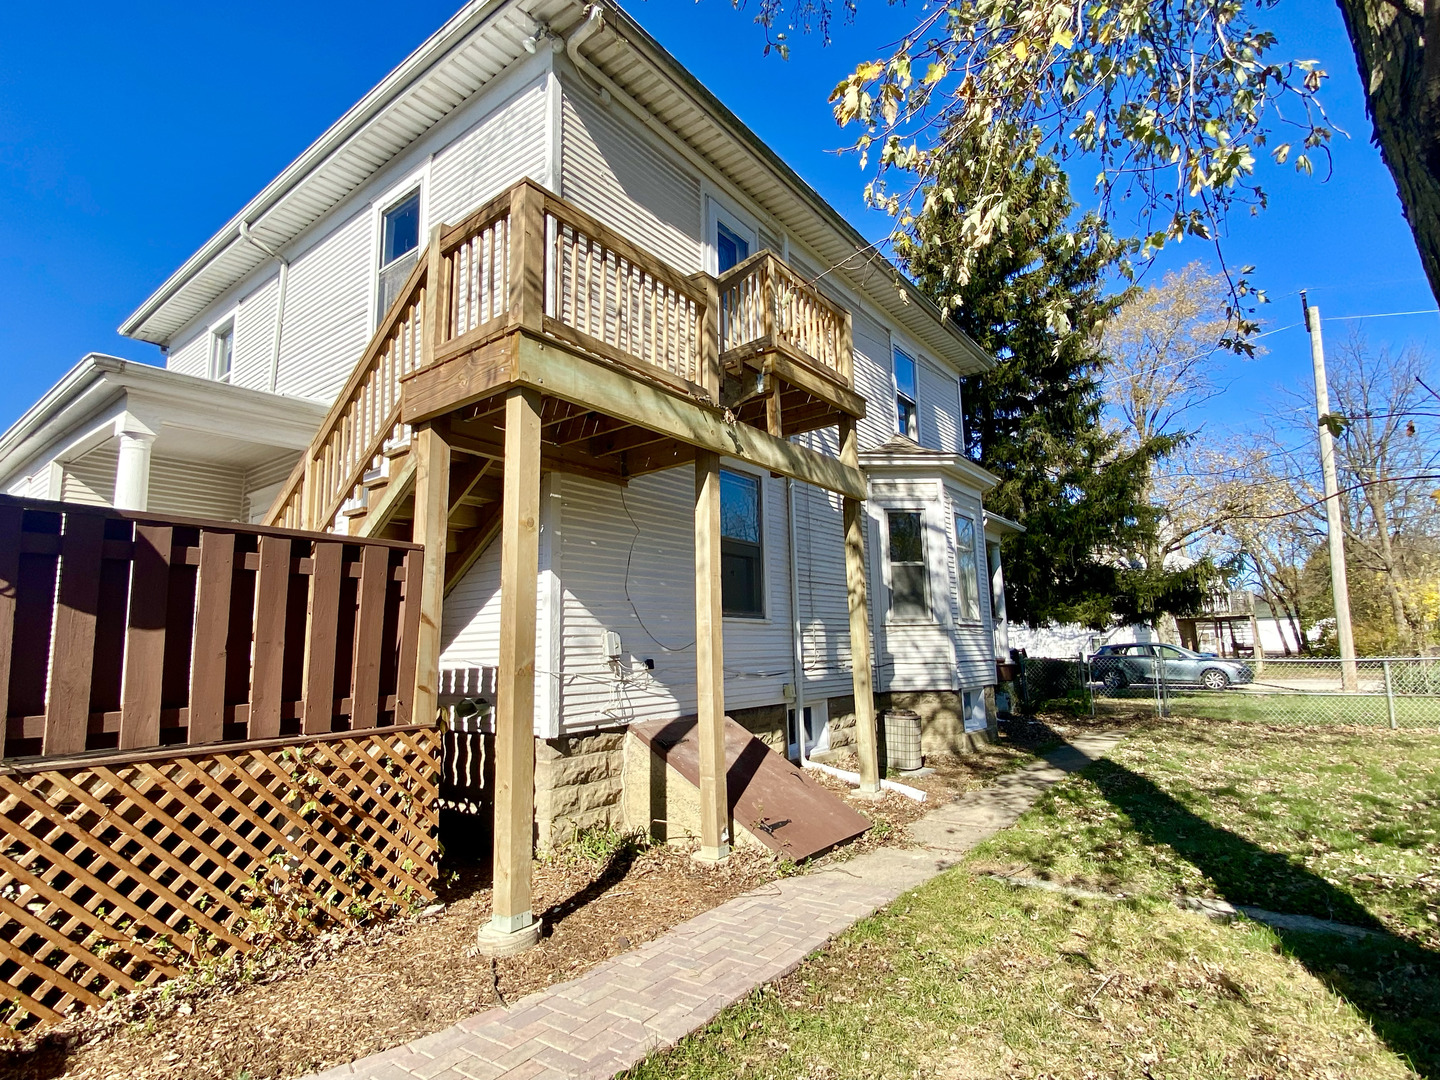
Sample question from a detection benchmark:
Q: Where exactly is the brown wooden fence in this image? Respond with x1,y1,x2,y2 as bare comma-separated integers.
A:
0,495,425,761
0,495,440,1033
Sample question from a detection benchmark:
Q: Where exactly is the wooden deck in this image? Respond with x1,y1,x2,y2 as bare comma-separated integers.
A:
262,177,883,950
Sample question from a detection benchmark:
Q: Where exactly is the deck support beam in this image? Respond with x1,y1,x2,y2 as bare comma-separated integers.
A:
410,424,451,728
839,416,880,795
487,386,543,945
693,449,730,862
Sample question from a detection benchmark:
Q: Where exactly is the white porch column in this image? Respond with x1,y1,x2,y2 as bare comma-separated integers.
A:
113,430,156,511
988,541,1009,659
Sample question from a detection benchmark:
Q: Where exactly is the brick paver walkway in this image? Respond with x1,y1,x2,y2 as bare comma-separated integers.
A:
307,732,1122,1080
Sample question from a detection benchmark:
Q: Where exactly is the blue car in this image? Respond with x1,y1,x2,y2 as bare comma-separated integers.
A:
1091,643,1254,692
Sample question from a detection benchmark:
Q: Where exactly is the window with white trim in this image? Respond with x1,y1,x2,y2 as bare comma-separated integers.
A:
954,513,981,621
886,509,929,620
210,323,234,383
720,469,764,617
716,221,750,273
894,348,918,440
377,190,421,325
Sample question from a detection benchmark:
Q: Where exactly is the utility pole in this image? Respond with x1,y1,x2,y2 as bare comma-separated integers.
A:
1302,293,1359,692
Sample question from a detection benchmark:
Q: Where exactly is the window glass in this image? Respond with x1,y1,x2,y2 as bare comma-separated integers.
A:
894,348,918,439
377,191,421,324
211,324,234,383
887,510,929,620
954,514,980,621
720,470,764,616
716,221,750,274
381,192,421,267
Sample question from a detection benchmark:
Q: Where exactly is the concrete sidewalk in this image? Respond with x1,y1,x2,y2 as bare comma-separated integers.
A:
306,732,1122,1080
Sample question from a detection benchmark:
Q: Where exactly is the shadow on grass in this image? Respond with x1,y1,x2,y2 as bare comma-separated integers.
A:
1022,718,1440,1077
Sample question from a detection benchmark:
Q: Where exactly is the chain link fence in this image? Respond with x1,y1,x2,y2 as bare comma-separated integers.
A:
1013,653,1440,729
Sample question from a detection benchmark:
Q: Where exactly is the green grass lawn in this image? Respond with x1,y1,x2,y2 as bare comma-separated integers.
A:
1158,690,1440,728
624,719,1440,1080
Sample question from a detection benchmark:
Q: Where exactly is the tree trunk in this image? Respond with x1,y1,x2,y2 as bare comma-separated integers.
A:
1336,0,1440,301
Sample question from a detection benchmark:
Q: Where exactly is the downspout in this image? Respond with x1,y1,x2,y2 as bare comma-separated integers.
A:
239,220,289,393
565,5,611,104
786,478,808,766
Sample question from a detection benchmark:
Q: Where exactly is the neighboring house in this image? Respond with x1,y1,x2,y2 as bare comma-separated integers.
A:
0,0,1016,935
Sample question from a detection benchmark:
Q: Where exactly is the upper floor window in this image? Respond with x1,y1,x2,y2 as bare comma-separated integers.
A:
716,221,750,274
378,191,421,324
720,469,764,617
210,323,234,383
894,348,918,440
955,513,981,622
886,509,929,620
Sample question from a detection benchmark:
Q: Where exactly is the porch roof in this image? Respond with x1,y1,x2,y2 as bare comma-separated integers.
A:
0,355,327,485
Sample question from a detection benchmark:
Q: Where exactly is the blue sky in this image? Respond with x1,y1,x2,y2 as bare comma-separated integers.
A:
1,0,1435,436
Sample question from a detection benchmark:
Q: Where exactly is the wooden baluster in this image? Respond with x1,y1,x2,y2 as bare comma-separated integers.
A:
249,535,290,741
350,543,389,730
43,511,106,755
119,523,171,750
302,540,343,734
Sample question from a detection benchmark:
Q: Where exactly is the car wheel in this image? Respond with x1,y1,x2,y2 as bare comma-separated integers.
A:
1201,668,1230,691
1102,669,1126,693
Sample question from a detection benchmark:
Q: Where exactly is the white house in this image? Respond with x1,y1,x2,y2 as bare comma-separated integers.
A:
0,0,1018,921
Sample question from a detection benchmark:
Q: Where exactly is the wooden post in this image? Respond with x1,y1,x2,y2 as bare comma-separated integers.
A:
410,424,451,728
422,223,447,369
839,416,880,794
694,448,730,860
489,387,543,937
508,183,547,334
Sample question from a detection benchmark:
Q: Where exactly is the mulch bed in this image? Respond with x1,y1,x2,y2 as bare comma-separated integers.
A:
0,716,1092,1080
0,844,778,1080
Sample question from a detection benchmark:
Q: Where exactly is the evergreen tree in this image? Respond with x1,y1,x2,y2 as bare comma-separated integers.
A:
897,134,1214,628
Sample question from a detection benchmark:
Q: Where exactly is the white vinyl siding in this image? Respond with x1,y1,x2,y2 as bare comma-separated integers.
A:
918,357,961,453
429,78,549,226
560,78,703,273
242,453,300,523
60,446,117,506
793,479,858,700
274,205,374,402
851,309,893,449
166,328,211,379
232,276,279,390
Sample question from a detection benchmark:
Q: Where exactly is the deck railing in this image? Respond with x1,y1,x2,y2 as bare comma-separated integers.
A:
717,251,852,386
268,179,855,533
0,496,423,761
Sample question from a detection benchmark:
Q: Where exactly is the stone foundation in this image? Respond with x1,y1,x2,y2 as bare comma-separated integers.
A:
533,729,627,851
620,730,765,851
823,688,999,761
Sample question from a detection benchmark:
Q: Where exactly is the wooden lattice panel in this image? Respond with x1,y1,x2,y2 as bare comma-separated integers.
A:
0,725,440,1034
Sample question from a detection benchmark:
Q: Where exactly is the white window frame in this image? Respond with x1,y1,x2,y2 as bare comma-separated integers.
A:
954,510,983,624
880,505,934,625
368,167,430,329
704,193,759,276
893,346,919,441
209,318,236,383
719,462,770,622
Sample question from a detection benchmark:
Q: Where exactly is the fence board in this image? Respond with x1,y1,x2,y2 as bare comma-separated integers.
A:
351,545,389,729
188,530,235,744
250,535,291,739
0,504,21,758
303,542,343,735
44,513,107,756
119,524,172,750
